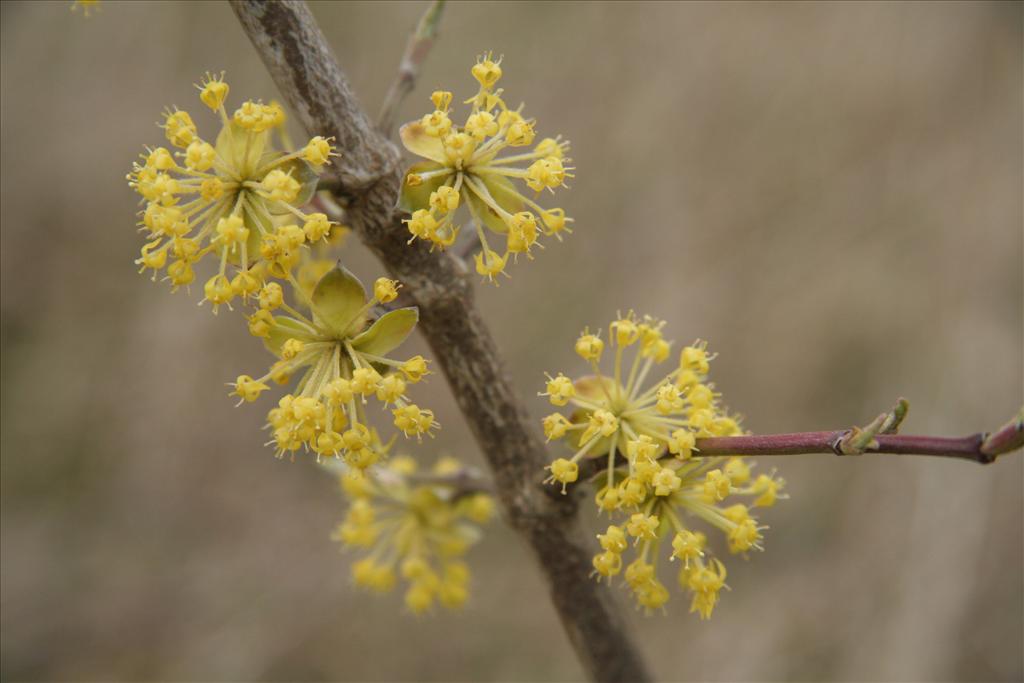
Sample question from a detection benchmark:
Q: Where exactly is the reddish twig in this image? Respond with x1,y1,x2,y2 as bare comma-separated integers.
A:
693,403,1023,464
696,431,996,463
689,399,1022,464
579,405,1022,482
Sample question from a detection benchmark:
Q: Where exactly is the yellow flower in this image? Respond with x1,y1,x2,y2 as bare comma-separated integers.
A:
397,53,575,283
332,457,492,614
236,263,437,465
544,458,579,493
592,550,622,579
683,558,728,620
540,373,575,406
543,413,572,441
127,73,337,308
373,277,401,304
575,330,604,362
626,513,659,540
670,529,706,566
541,311,787,617
474,248,508,285
303,136,336,167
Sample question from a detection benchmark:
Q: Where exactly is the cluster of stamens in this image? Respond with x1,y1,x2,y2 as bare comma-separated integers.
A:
398,53,575,283
334,456,494,614
232,264,437,469
540,313,786,617
127,72,337,312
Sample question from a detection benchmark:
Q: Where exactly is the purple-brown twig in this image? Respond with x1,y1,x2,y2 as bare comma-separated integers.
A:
579,403,1022,482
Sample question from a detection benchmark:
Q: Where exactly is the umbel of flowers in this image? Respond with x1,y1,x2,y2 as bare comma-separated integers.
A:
233,263,437,469
127,72,337,311
540,313,787,618
398,53,575,283
334,456,495,614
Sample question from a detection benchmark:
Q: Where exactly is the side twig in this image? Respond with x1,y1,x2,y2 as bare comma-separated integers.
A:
578,403,1023,481
695,431,996,463
377,0,446,137
230,3,652,682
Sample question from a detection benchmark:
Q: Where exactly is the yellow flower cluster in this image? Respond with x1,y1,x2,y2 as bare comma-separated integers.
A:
398,53,575,283
334,456,494,614
127,72,337,310
234,263,437,468
540,313,786,618
126,76,429,468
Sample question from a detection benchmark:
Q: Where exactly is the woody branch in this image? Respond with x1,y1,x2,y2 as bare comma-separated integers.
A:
692,401,1023,464
229,2,652,682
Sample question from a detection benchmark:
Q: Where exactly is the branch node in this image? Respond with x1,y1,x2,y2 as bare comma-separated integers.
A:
830,431,851,455
838,397,911,454
980,406,1024,459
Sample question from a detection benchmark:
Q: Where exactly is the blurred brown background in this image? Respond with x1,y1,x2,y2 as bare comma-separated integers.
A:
2,1,1021,681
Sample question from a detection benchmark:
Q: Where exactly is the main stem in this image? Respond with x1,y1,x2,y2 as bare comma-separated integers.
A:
230,2,651,681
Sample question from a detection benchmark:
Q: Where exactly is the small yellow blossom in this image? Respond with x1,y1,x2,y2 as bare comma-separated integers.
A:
303,213,333,243
197,72,229,111
229,374,269,404
393,404,439,439
232,264,436,464
671,530,706,566
400,356,431,383
543,412,572,441
652,467,683,496
474,248,508,284
398,54,575,282
750,472,787,508
684,558,728,620
592,550,622,578
333,456,492,614
575,331,604,362
540,312,786,617
669,428,697,459
545,458,579,493
373,277,400,304
598,524,629,553
704,469,731,501
128,73,336,304
303,136,336,166
541,373,575,406
626,513,659,540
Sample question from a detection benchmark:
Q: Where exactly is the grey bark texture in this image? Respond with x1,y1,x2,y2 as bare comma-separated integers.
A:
230,2,652,681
